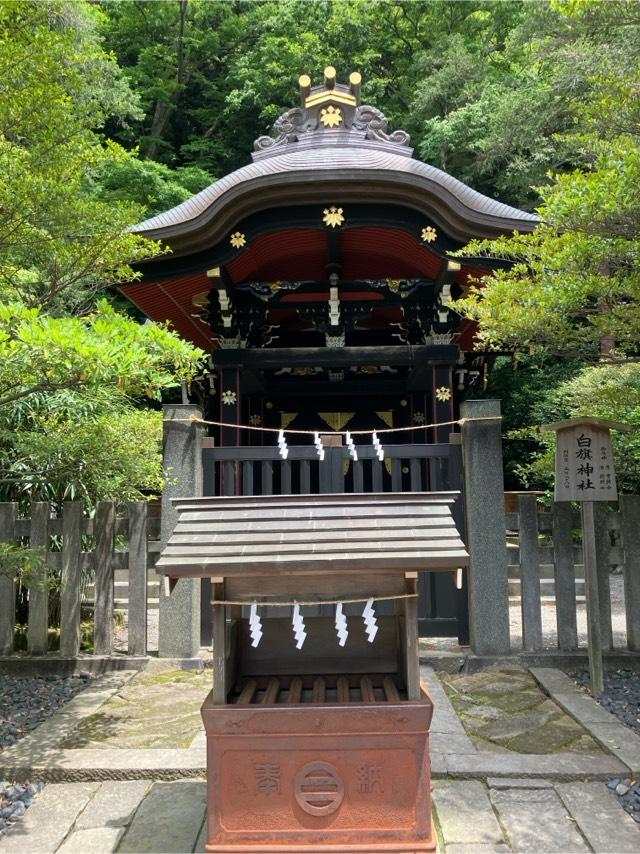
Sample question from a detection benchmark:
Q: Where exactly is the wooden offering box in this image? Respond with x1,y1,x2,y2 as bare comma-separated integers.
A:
157,493,469,853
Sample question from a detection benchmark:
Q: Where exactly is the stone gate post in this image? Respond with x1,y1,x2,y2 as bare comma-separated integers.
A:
460,399,511,655
159,404,203,659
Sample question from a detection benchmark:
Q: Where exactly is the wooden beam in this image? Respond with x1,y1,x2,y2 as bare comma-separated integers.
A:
215,345,458,369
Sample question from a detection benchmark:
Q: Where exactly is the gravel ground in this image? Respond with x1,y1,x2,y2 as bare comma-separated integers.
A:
0,675,93,836
0,782,45,837
0,673,93,749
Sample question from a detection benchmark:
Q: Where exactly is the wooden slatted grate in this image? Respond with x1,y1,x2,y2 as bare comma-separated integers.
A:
229,674,407,705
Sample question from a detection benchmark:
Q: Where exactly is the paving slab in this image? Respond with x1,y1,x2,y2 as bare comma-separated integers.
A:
487,777,553,789
581,722,640,773
557,781,640,853
445,750,627,780
432,780,504,846
74,780,150,829
490,786,589,853
0,782,99,853
445,846,510,854
431,732,477,755
117,780,207,853
0,672,137,762
194,818,208,853
57,826,125,853
422,666,475,741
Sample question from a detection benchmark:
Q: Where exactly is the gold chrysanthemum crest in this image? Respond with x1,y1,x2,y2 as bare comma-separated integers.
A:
320,105,343,128
323,206,344,228
435,386,452,402
421,226,437,243
230,231,246,249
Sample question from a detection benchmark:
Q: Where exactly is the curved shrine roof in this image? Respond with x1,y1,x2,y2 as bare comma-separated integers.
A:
133,68,538,255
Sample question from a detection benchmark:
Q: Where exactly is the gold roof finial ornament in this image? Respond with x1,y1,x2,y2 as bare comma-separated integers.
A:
253,69,412,155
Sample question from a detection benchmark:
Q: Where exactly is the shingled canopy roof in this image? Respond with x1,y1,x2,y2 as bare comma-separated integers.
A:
133,68,538,256
156,492,469,578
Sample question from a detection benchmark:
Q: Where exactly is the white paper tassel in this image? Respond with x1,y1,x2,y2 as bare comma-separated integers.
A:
277,430,289,460
335,602,348,647
362,597,379,643
249,603,263,648
292,603,307,649
313,431,325,461
372,431,384,461
345,431,358,462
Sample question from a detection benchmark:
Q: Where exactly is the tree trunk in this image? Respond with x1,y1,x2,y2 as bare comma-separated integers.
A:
143,0,188,160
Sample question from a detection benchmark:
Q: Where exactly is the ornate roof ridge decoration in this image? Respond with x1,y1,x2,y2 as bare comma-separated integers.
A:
253,67,412,159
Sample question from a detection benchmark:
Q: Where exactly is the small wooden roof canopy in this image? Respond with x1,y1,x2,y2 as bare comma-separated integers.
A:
156,492,469,578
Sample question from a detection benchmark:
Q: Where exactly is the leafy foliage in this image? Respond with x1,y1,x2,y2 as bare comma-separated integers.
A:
0,1,166,312
512,364,640,494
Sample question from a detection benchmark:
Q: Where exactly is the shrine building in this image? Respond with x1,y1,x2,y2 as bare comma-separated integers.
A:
121,68,538,639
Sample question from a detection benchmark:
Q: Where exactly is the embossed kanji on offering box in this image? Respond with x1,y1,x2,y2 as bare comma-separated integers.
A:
157,492,469,853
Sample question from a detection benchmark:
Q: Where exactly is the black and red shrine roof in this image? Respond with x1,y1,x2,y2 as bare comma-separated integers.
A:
122,68,538,351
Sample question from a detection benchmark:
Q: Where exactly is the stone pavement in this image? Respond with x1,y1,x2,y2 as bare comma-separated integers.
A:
2,776,639,853
1,665,639,852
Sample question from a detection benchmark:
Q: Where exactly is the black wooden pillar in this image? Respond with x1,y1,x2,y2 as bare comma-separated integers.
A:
218,364,242,496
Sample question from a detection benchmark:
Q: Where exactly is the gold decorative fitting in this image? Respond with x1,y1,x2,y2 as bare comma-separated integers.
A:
323,206,345,228
413,412,425,424
435,387,452,402
249,414,262,426
230,231,246,249
421,226,437,243
387,278,401,293
320,105,343,127
221,390,237,405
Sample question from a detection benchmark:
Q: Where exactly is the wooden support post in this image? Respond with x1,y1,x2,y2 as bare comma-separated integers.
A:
552,502,578,651
212,580,227,704
0,503,17,656
620,494,640,652
518,495,543,652
27,502,49,655
581,501,604,697
594,502,613,651
94,501,116,656
60,502,82,657
127,501,148,656
404,574,420,701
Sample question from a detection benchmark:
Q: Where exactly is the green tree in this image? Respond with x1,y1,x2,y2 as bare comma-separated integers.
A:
0,0,163,312
456,2,640,358
0,2,206,507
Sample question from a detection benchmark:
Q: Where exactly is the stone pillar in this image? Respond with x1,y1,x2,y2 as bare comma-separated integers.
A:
159,404,203,659
461,399,511,655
